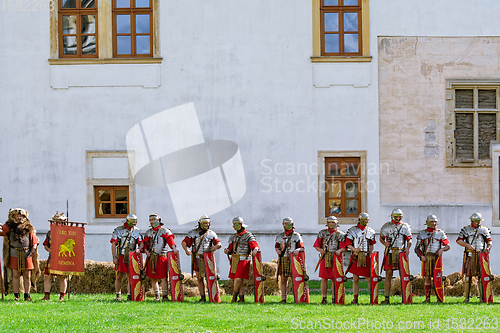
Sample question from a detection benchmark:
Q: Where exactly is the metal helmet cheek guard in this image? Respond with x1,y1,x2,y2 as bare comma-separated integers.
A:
358,212,369,226
283,217,294,230
149,213,161,228
470,212,483,224
391,208,403,220
232,216,247,228
326,215,339,228
426,214,438,227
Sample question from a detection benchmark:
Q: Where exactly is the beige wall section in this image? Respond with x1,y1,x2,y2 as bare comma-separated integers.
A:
378,36,500,204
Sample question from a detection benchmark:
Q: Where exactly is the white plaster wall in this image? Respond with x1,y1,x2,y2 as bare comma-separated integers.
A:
1,0,499,279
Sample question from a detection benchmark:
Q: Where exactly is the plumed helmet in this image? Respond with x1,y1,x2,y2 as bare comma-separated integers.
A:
470,212,483,223
426,214,438,226
126,213,137,220
326,215,339,228
51,211,67,222
8,208,29,220
391,208,404,220
232,216,247,228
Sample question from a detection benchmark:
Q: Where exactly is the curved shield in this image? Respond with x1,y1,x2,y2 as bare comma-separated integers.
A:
370,252,379,305
291,252,310,303
128,251,144,301
204,252,221,303
433,256,444,303
333,253,345,305
253,251,265,303
399,252,413,304
168,251,184,302
479,252,494,303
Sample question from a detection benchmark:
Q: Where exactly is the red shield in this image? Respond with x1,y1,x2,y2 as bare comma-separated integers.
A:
333,253,344,305
204,252,221,303
168,251,184,302
291,252,310,303
370,252,379,305
399,252,413,304
479,252,494,303
128,251,144,301
433,256,444,303
253,251,265,303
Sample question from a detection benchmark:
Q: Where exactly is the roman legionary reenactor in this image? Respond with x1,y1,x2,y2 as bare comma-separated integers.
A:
456,212,492,303
379,208,412,305
41,211,69,301
110,213,144,301
346,212,376,305
313,216,346,304
275,217,305,303
181,215,222,302
224,216,259,303
144,213,179,301
414,214,450,303
1,208,40,301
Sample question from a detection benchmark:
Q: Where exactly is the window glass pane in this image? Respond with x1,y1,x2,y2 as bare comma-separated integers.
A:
345,161,358,176
455,113,474,160
324,13,338,32
343,12,358,31
116,203,128,215
328,199,342,214
62,0,76,8
328,182,342,198
478,113,496,159
81,35,96,54
327,161,341,176
136,35,150,54
117,36,131,54
62,15,77,34
343,0,358,4
345,182,358,197
62,36,77,55
81,0,95,8
346,199,358,214
455,89,473,109
344,34,359,53
136,0,150,7
99,203,111,215
116,0,130,7
325,34,339,53
81,15,96,34
136,14,150,33
115,190,128,202
116,15,131,33
324,0,338,5
98,190,111,201
478,90,497,109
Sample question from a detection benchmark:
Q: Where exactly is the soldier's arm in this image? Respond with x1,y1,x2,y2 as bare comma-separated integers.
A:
456,238,474,251
181,240,192,256
111,242,118,264
485,240,492,253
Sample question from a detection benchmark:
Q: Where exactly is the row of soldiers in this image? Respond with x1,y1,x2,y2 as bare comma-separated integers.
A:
0,208,492,303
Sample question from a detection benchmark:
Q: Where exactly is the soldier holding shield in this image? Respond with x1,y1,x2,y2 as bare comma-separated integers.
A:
456,213,492,303
379,208,412,305
224,217,260,303
313,216,346,304
144,213,179,301
346,212,376,305
414,215,450,303
181,215,222,302
275,217,305,303
110,213,144,301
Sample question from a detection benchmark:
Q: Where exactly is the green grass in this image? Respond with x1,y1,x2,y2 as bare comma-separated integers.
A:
0,293,498,332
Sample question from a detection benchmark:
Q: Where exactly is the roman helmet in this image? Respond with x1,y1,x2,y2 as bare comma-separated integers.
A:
391,208,404,220
425,214,438,228
125,213,137,227
232,216,247,229
149,213,162,228
469,212,483,224
326,215,339,229
283,217,294,230
198,215,211,230
358,212,369,226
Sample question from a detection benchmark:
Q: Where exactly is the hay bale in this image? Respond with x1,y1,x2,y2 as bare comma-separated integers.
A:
410,275,424,296
221,259,283,296
445,279,464,297
390,277,401,295
491,275,500,296
446,271,461,286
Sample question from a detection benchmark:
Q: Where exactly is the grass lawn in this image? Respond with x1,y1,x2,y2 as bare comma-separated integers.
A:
0,292,498,333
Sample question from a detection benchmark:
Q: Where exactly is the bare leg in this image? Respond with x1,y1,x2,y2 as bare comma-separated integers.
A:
161,278,169,299
320,278,327,298
23,270,31,294
115,272,123,293
197,276,205,300
59,276,67,293
44,274,52,293
280,277,288,301
12,269,20,293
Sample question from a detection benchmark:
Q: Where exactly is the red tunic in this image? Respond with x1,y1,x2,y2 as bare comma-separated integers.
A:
0,225,38,270
143,226,176,279
227,230,259,280
312,229,346,280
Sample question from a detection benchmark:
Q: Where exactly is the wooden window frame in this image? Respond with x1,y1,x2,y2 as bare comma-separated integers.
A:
324,157,361,218
58,1,98,58
445,80,500,167
112,0,153,58
94,185,129,218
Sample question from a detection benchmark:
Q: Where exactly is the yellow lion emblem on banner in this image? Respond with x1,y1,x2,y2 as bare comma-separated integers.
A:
59,239,76,257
